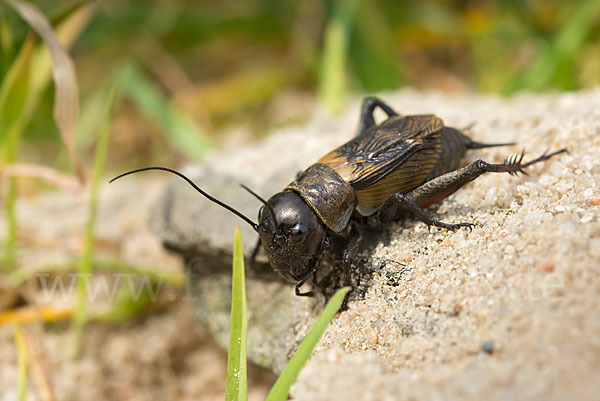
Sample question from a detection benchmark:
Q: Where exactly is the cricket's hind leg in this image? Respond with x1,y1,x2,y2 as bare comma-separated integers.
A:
408,148,567,209
368,148,567,228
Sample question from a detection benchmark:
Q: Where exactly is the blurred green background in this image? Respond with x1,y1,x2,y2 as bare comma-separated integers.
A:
2,0,599,169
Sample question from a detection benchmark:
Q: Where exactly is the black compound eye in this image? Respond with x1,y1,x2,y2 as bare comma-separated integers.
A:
258,206,278,231
288,223,308,244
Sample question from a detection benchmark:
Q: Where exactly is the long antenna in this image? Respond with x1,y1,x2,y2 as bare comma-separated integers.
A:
109,167,258,232
240,184,279,232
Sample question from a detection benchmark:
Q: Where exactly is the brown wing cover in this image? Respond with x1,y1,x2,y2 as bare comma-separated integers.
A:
318,115,443,208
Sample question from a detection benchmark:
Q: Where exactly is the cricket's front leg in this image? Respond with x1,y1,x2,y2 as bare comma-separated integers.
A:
295,263,318,297
249,237,262,266
342,224,363,288
368,149,566,229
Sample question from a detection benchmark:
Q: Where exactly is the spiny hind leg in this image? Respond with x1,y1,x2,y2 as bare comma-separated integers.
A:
369,149,566,229
356,97,398,136
407,149,567,209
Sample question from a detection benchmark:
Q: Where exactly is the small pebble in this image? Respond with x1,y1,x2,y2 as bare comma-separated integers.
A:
481,341,494,354
536,259,555,273
590,193,600,206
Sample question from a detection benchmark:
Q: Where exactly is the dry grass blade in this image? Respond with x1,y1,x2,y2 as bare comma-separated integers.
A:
0,305,73,326
13,323,28,401
1,163,81,192
21,327,57,401
7,0,85,183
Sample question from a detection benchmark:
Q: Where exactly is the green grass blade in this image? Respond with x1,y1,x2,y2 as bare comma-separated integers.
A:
0,36,33,145
90,281,158,323
0,9,14,68
319,0,359,115
0,35,34,271
7,0,86,182
0,2,92,147
3,176,18,271
265,286,350,401
71,84,120,358
77,87,113,153
225,227,248,401
13,323,28,401
0,2,92,272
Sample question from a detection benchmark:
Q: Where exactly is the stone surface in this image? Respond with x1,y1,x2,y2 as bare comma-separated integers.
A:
153,89,600,399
